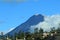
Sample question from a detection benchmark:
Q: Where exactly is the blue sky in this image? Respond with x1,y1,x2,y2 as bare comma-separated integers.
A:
0,0,60,33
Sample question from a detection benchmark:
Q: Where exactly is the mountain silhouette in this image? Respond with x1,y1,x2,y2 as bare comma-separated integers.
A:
5,14,44,36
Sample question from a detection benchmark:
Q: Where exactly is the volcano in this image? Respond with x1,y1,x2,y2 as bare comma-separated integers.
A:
5,14,44,36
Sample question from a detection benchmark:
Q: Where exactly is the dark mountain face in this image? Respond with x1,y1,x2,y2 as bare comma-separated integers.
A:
5,14,44,36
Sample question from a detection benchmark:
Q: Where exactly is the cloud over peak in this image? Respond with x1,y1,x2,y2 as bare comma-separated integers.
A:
30,14,60,32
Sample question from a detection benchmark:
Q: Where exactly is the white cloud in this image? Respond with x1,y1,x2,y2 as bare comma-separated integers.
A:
35,13,39,16
30,14,60,32
5,27,15,34
3,27,15,35
8,27,15,32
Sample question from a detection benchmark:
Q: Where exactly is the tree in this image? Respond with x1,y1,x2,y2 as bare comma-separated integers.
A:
25,32,32,40
16,30,24,39
50,27,56,33
57,24,60,33
34,28,39,34
39,28,43,37
39,28,43,34
20,31,24,39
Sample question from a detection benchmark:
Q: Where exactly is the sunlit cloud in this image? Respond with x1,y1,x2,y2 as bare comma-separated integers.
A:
30,14,60,32
7,27,15,33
